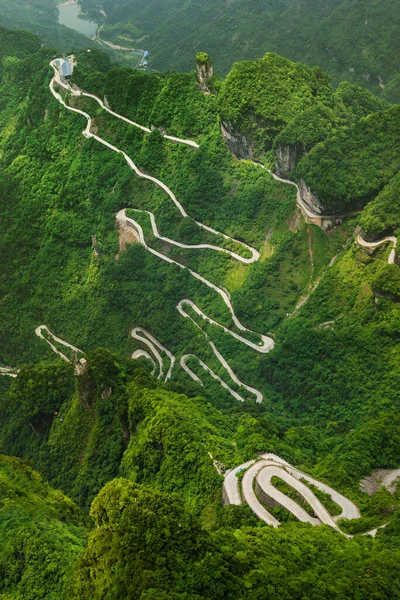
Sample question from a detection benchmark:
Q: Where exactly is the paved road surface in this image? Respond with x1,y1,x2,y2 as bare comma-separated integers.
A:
180,355,246,402
285,464,360,521
49,59,277,401
128,208,258,263
131,349,156,374
0,367,18,378
241,461,280,527
224,455,360,534
224,460,257,504
35,325,84,364
131,327,175,381
256,465,338,528
357,235,397,264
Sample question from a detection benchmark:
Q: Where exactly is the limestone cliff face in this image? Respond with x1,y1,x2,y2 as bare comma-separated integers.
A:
275,143,304,176
298,179,326,215
220,124,331,215
220,120,256,160
220,119,338,219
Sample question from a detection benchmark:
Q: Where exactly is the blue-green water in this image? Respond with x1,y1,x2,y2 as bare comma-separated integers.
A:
58,3,98,37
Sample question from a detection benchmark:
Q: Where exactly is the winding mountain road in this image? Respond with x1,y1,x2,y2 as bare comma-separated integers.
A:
180,355,247,402
117,211,272,349
44,61,398,538
35,325,84,363
357,235,397,264
224,455,360,534
270,172,324,221
257,465,332,527
223,460,257,504
54,64,198,149
119,209,258,263
251,162,335,223
131,327,175,380
51,59,396,402
131,349,156,374
49,62,276,401
117,211,269,401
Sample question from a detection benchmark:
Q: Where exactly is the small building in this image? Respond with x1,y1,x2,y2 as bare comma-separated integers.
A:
61,60,72,79
143,50,149,59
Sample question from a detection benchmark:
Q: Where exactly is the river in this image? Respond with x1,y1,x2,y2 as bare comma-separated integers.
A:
57,2,98,37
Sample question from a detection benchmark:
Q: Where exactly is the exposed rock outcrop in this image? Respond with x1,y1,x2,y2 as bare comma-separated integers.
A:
220,120,256,159
298,179,326,215
196,52,213,93
275,143,304,176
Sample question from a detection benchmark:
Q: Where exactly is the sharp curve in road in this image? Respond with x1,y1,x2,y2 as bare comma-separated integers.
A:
269,172,326,221
180,355,248,402
131,349,156,375
224,455,361,535
251,162,335,222
121,209,259,264
49,60,274,401
131,327,175,381
35,325,84,364
357,234,397,264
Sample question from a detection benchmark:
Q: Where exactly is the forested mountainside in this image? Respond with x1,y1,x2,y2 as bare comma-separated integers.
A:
1,27,400,599
80,0,400,99
0,0,95,52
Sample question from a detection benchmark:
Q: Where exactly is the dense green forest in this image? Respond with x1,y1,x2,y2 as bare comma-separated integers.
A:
79,0,400,98
0,0,97,53
3,0,400,99
0,24,400,599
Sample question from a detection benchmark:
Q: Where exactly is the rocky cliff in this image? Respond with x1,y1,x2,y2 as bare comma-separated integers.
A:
275,143,305,176
196,52,213,93
298,179,326,215
220,122,334,217
220,120,256,160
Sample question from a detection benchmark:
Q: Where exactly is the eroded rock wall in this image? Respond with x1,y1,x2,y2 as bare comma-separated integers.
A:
298,179,326,215
275,143,304,176
220,120,256,160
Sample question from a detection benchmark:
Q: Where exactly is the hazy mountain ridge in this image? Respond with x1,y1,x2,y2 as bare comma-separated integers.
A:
80,0,400,99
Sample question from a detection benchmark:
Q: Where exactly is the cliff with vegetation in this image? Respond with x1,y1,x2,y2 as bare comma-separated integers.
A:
1,27,400,599
217,53,397,215
218,53,333,159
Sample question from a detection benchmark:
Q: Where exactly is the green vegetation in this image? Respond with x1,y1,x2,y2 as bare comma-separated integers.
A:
360,172,400,237
78,0,400,99
218,53,332,155
196,52,210,65
274,81,386,153
2,350,400,597
68,475,400,599
0,26,400,599
268,476,316,520
372,265,400,299
0,0,97,54
217,53,396,213
0,27,41,61
0,455,86,600
296,105,400,212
